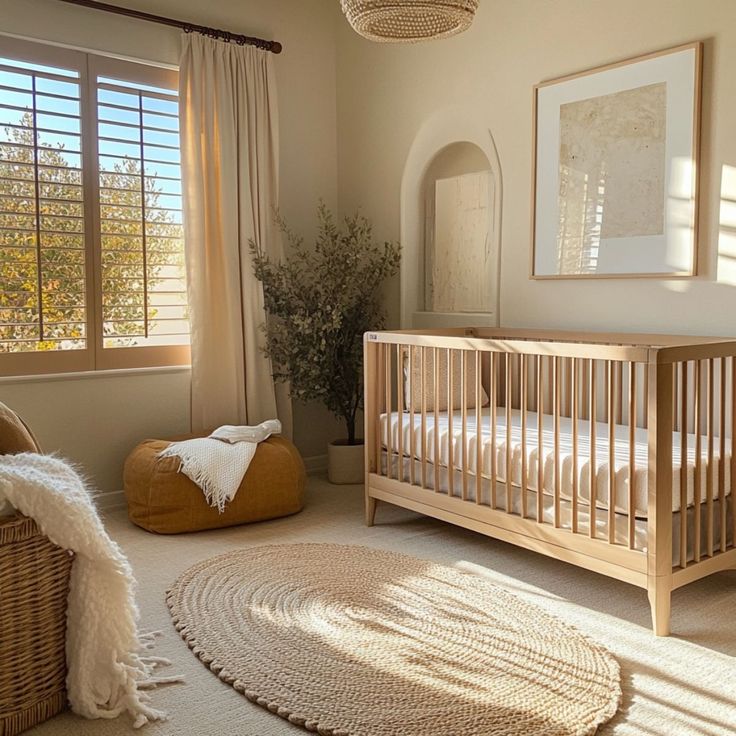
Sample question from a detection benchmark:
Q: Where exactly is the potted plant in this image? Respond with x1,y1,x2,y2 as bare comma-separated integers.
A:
251,203,400,484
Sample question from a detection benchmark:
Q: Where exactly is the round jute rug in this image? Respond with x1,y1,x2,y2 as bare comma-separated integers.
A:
167,544,621,736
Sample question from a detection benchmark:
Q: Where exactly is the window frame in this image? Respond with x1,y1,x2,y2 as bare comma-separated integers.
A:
0,35,190,377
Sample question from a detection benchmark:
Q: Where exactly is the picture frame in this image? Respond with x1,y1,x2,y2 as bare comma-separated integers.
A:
531,42,702,279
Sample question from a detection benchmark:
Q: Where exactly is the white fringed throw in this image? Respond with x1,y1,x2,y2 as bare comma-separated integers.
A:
0,453,179,728
158,419,281,512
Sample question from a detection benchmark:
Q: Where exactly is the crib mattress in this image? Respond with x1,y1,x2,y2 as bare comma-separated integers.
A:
380,408,733,518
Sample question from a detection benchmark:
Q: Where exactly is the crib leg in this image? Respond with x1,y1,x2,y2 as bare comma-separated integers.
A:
647,579,671,636
365,496,377,527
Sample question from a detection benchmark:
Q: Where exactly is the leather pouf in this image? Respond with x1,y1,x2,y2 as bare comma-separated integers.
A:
123,435,305,534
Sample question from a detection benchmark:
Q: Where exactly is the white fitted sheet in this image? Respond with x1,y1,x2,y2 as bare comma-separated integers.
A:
380,408,733,518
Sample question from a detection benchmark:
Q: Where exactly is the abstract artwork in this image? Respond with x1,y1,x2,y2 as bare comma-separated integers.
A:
532,43,701,278
429,171,493,313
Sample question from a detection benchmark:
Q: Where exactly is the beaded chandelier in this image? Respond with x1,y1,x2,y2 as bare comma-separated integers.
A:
340,0,479,43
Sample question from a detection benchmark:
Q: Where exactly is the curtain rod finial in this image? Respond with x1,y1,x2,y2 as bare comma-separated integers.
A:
271,41,282,54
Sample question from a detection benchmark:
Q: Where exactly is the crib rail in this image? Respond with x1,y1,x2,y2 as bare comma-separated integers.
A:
364,328,736,598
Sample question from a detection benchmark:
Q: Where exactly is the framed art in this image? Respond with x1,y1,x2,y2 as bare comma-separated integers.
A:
531,42,702,279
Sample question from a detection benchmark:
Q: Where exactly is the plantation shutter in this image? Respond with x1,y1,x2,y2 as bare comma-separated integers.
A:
0,49,90,361
94,69,189,356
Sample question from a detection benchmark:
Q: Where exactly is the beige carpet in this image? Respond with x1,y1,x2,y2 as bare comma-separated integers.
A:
168,544,621,736
23,475,736,736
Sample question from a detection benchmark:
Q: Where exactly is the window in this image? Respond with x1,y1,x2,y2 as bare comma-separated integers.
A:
0,37,189,375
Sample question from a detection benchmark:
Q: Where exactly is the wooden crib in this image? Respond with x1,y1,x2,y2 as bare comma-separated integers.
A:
363,327,736,636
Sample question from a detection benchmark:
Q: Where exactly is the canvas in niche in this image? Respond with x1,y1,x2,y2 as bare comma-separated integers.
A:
428,171,492,313
556,82,667,274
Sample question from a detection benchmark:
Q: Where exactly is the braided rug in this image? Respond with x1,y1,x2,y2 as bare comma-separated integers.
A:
167,543,621,736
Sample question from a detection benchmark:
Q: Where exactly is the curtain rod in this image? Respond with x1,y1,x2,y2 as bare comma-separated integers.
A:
55,0,283,54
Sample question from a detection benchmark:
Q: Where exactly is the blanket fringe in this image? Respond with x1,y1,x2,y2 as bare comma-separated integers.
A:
163,450,228,513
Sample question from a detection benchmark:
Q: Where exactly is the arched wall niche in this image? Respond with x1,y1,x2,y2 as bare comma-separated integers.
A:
400,107,503,329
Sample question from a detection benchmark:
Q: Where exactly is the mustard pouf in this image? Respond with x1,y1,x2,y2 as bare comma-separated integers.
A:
123,435,305,534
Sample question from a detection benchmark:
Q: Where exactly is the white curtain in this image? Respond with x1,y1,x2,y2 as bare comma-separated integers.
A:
179,33,291,435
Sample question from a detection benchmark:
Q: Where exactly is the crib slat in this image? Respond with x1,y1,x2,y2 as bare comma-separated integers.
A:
719,357,727,553
553,356,561,528
629,361,637,551
409,347,415,486
673,365,679,432
385,344,392,480
590,359,598,539
396,344,404,481
420,347,427,489
521,354,528,519
608,361,616,545
679,362,688,567
537,354,544,523
462,351,469,502
374,344,382,477
475,350,482,506
448,349,455,497
617,361,624,425
506,352,512,512
694,360,702,563
491,351,498,509
433,348,440,493
572,357,579,534
707,358,714,556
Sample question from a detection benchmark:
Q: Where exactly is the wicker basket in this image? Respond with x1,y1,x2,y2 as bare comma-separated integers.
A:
0,515,73,735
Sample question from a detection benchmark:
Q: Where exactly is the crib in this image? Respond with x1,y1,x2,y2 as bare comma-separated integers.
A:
363,327,736,635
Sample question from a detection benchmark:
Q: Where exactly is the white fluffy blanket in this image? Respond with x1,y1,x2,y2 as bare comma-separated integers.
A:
0,453,178,728
158,419,281,512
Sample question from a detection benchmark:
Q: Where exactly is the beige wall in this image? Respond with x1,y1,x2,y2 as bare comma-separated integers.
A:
336,0,736,336
0,368,190,491
0,0,343,489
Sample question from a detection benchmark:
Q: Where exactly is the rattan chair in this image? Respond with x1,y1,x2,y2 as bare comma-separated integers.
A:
0,402,73,736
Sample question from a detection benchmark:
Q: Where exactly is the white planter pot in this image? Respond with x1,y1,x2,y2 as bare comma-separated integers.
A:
327,440,365,484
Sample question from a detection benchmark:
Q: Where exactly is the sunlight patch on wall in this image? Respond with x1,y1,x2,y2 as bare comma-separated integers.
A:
665,156,696,273
717,164,736,285
663,279,690,292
